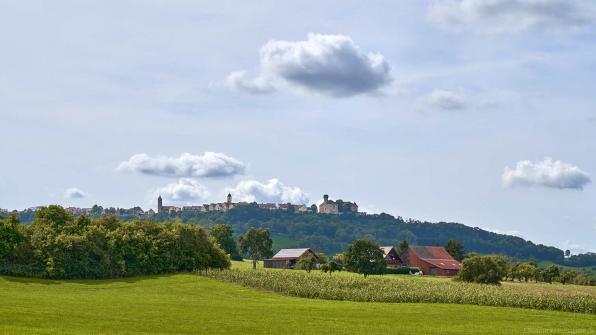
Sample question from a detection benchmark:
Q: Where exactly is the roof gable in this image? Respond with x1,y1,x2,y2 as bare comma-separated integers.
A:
271,248,314,260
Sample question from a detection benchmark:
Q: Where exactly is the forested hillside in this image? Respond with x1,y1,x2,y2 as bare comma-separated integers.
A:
10,204,594,266
158,204,566,263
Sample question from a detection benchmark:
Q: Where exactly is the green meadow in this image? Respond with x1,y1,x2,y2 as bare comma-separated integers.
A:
1,273,595,335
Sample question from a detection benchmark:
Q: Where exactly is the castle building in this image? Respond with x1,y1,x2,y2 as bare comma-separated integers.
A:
319,194,358,214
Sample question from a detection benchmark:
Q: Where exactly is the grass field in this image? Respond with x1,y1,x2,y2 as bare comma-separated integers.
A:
1,274,595,335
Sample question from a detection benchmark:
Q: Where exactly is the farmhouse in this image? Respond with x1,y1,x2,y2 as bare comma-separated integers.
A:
263,248,318,269
380,246,402,268
401,246,461,276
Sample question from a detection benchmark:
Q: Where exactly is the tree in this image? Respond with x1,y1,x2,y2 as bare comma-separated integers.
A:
398,240,409,254
320,261,342,274
516,262,539,282
445,239,464,261
565,249,571,258
541,265,560,284
238,228,273,270
344,239,386,277
457,255,508,285
297,253,318,273
209,224,241,260
0,214,23,261
560,270,578,285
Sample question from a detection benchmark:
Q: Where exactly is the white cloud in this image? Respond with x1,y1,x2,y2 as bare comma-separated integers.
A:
503,158,591,190
226,178,309,204
155,178,210,202
117,152,245,178
427,89,465,110
225,33,392,97
429,0,596,33
64,187,87,199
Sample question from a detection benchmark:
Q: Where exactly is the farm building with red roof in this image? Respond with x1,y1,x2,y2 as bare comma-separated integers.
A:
401,246,461,276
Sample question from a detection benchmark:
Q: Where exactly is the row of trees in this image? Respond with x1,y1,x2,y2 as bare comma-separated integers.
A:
0,206,230,279
457,254,595,285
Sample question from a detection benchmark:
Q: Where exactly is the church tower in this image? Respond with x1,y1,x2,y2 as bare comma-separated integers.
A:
158,195,163,214
227,193,232,204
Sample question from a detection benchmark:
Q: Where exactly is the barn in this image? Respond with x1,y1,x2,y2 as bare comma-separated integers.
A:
401,246,461,276
380,246,402,268
263,248,318,269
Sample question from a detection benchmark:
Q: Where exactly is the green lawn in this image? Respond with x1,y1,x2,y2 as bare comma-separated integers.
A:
1,274,595,335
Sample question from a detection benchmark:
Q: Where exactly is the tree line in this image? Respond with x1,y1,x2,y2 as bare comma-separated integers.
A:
136,204,571,264
0,206,230,279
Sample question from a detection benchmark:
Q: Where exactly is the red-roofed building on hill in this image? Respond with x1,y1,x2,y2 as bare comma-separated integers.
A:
401,246,461,276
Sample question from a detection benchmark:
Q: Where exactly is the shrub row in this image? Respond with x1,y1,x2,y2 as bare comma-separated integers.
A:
200,269,596,314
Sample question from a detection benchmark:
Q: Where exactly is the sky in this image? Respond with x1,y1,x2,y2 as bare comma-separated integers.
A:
1,1,595,253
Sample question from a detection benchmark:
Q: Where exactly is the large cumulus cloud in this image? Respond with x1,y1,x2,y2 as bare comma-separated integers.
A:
117,152,245,178
225,33,392,97
225,178,309,204
429,0,596,33
155,178,210,202
502,158,591,190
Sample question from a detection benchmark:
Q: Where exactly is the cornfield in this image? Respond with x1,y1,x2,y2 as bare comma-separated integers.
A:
200,269,596,314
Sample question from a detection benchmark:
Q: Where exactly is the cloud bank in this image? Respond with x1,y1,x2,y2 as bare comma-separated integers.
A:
429,0,596,33
117,152,245,178
64,187,87,199
428,89,465,110
226,33,392,97
503,158,591,190
155,178,210,202
226,178,309,204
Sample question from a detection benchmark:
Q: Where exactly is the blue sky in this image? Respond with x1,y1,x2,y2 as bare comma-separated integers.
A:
1,1,595,253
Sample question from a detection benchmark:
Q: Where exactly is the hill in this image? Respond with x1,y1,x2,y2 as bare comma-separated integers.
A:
1,274,594,334
161,204,569,263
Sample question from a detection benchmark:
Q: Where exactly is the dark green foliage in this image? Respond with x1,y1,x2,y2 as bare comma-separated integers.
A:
345,239,386,277
113,205,569,264
297,253,317,272
541,265,560,284
457,255,508,285
0,206,230,279
384,267,420,275
0,214,22,260
238,227,273,270
320,261,342,274
572,274,596,286
563,253,596,267
398,240,409,253
209,224,241,260
445,239,464,261
510,262,540,282
560,270,578,285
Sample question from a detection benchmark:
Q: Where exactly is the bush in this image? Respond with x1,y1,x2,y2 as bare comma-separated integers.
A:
457,255,508,285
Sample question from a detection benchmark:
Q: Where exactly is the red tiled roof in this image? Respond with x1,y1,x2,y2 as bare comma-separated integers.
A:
409,246,461,270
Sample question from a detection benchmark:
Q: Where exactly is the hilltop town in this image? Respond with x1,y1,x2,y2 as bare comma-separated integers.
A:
0,194,360,219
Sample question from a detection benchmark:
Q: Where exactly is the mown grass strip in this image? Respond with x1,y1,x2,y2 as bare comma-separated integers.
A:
200,269,596,314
